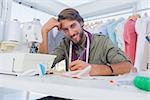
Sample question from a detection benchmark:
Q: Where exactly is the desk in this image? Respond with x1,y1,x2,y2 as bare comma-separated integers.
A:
0,74,149,100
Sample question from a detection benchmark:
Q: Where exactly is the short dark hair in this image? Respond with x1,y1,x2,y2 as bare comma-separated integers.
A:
58,8,84,23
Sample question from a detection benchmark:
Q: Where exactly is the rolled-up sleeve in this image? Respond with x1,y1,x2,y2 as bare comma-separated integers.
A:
103,37,132,64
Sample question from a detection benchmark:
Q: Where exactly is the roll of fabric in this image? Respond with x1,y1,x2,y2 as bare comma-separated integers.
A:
6,19,21,42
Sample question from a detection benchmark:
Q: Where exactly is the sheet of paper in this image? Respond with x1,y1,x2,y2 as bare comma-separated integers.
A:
62,65,91,79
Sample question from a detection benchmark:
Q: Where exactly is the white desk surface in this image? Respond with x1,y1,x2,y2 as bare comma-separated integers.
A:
0,74,149,100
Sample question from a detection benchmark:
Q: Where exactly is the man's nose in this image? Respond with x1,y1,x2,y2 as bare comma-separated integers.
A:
70,33,79,38
68,28,73,34
68,28,74,36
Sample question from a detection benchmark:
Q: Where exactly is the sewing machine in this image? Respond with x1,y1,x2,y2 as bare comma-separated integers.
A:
0,17,56,76
0,53,56,75
22,18,42,53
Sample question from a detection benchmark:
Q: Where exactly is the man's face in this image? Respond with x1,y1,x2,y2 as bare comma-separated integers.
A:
60,19,83,44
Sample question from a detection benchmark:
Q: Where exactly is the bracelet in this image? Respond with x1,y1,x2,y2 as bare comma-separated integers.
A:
106,63,114,73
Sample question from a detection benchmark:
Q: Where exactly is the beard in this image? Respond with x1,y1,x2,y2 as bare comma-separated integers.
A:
77,29,84,43
72,29,84,45
65,28,84,44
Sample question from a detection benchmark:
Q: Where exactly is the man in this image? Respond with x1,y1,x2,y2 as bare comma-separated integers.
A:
39,8,133,76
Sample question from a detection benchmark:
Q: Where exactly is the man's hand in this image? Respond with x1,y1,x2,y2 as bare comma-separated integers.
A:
68,60,90,71
42,17,61,33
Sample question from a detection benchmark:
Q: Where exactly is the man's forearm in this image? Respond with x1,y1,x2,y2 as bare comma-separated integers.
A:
111,61,132,75
39,30,49,54
39,18,60,54
90,61,133,76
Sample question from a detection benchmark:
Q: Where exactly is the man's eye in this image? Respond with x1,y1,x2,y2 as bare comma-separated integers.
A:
71,23,76,28
63,28,68,32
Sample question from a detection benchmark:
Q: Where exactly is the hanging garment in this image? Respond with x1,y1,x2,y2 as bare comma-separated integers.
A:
48,29,64,53
93,21,108,35
107,18,124,45
140,39,150,71
115,20,125,51
123,17,137,64
140,18,150,71
83,23,93,33
134,17,149,71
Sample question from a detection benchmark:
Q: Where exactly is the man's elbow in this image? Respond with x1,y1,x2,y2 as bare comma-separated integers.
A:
38,48,49,54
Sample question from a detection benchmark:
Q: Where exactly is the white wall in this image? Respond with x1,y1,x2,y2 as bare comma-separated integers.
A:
10,1,53,25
